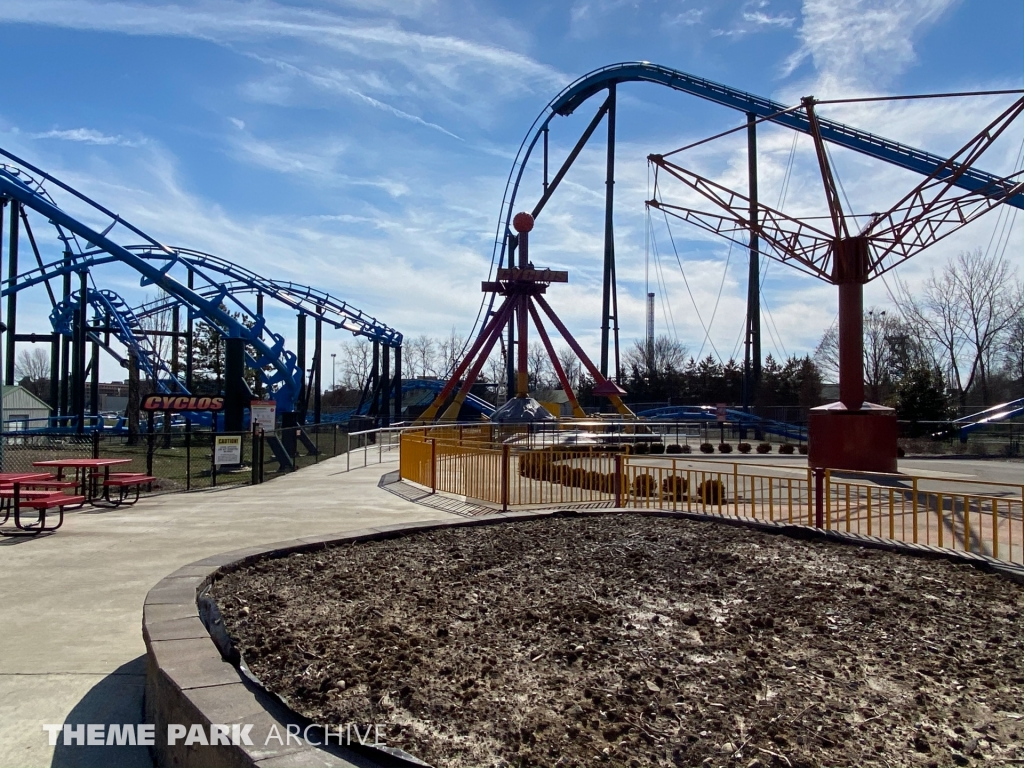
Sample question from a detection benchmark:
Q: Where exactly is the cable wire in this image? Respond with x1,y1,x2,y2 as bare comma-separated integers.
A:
659,207,723,360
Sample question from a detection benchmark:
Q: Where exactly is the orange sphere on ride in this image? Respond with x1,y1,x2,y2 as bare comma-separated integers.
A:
512,212,534,233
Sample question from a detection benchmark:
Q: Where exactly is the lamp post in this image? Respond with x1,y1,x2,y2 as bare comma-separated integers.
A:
331,353,336,391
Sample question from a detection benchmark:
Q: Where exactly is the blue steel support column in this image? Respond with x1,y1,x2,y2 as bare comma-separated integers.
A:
59,251,71,422
381,342,390,428
370,339,380,422
185,268,194,393
743,112,761,414
89,316,99,421
313,308,322,425
224,336,246,433
254,292,263,399
0,199,4,464
393,344,402,423
49,328,59,417
295,312,306,421
600,83,616,380
74,271,87,432
5,200,17,386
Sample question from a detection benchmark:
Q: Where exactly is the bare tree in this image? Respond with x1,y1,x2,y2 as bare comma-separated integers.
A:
484,348,507,387
527,342,553,391
340,339,372,389
15,347,50,381
436,327,465,378
138,290,179,376
813,309,926,402
406,334,437,378
623,335,687,378
1002,307,1024,387
896,249,1023,405
556,346,582,391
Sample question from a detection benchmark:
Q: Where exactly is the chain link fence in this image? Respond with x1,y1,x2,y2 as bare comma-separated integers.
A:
0,422,354,496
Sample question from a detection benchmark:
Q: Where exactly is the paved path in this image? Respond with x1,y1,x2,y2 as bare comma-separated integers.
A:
0,452,444,768
2,450,1019,767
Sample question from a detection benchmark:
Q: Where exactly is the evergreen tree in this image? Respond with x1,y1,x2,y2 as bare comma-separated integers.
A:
888,365,951,423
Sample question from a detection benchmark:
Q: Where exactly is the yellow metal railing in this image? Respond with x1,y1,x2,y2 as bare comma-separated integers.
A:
398,428,1024,565
619,458,1023,564
820,469,1023,563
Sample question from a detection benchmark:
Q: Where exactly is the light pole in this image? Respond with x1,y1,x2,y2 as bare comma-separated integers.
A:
331,353,336,391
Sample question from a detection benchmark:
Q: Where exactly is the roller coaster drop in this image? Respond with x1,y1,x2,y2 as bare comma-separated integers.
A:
0,148,403,436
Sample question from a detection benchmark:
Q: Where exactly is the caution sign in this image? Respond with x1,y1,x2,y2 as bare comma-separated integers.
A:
214,435,242,466
142,395,225,412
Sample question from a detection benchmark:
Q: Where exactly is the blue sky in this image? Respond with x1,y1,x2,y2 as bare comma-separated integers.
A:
0,0,1021,381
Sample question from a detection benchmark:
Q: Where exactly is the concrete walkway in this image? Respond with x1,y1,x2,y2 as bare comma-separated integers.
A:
0,452,446,768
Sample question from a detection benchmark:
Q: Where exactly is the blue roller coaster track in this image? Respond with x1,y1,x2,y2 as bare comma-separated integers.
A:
470,61,1023,351
0,148,401,414
51,287,189,394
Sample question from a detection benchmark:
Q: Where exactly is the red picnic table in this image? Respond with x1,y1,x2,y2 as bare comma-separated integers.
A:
31,458,133,502
0,472,88,536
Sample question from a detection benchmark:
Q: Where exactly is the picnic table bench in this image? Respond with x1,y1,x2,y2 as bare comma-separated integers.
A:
0,483,86,536
98,473,158,506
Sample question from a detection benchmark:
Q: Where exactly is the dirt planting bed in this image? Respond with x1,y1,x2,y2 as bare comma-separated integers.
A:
211,514,1024,768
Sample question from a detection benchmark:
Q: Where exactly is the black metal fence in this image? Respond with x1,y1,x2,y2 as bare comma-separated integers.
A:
0,423,352,494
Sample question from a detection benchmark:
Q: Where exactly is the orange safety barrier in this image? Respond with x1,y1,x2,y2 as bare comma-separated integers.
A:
398,428,1024,565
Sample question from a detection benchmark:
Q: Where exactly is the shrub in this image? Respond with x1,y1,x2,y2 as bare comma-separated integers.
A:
699,443,715,454
897,446,906,458
519,453,537,479
662,475,687,500
518,452,534,477
680,444,692,454
798,445,808,455
718,443,733,454
633,473,657,497
585,471,608,492
698,478,724,505
568,467,587,487
756,442,772,454
737,442,752,454
649,443,665,455
665,444,683,454
633,442,650,455
778,444,795,455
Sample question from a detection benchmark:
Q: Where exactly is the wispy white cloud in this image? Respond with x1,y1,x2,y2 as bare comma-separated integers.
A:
781,0,960,89
31,127,143,147
347,89,463,140
743,10,795,27
241,52,463,139
712,1,796,38
228,117,245,130
666,9,704,26
0,0,566,91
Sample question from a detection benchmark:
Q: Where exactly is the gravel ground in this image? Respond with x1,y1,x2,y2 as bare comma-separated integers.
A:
211,514,1024,768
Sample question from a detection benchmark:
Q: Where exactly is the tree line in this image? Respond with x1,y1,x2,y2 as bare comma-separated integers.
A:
12,249,1021,421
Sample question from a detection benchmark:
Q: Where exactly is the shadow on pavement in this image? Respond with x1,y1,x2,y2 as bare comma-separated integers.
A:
50,655,152,768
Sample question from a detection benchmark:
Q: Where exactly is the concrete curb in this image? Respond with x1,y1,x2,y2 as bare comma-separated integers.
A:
142,508,1024,767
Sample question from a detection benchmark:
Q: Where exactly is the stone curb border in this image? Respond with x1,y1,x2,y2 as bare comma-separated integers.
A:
143,507,1024,768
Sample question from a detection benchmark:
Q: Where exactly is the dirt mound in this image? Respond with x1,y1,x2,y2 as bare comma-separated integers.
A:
212,514,1024,767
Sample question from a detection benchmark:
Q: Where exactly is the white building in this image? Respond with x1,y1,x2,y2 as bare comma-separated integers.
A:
3,385,52,430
